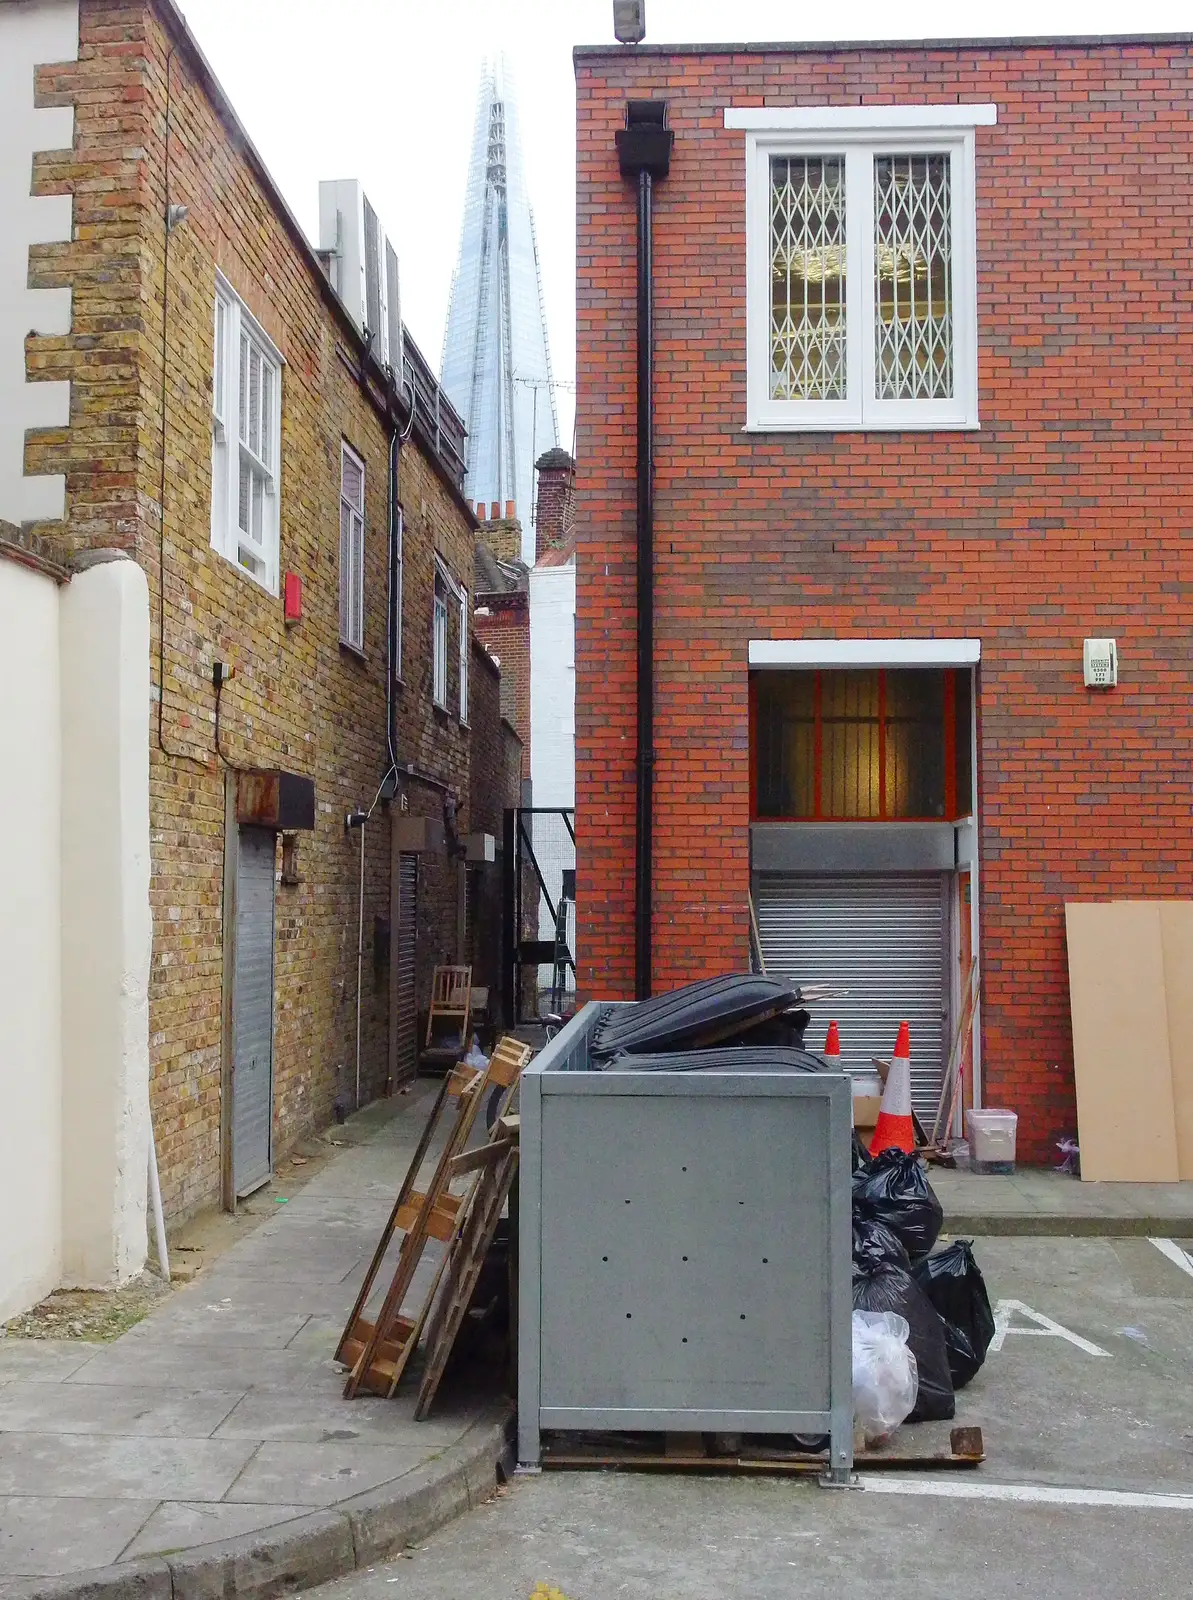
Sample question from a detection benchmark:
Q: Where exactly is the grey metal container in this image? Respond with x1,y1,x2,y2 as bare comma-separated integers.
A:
517,1002,854,1480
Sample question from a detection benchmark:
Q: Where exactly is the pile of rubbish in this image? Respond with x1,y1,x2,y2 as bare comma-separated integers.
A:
591,974,830,1069
852,1147,995,1444
586,973,996,1450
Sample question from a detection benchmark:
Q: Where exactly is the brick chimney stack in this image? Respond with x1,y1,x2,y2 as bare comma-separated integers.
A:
474,502,523,566
534,448,576,564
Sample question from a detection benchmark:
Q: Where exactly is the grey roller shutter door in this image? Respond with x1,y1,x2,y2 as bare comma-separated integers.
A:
755,873,949,1120
232,827,276,1197
394,853,418,1080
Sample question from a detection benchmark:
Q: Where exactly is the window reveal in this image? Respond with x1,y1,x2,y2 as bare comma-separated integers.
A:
751,668,970,822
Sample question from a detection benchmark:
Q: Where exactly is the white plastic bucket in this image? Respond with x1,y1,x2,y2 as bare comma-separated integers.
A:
965,1109,1017,1174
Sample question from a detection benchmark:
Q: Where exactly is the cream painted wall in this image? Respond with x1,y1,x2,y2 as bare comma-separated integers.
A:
60,557,152,1287
0,552,152,1317
0,0,77,525
529,562,576,810
0,557,64,1321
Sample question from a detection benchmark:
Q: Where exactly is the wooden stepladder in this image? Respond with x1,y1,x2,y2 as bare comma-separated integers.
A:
339,1035,531,1399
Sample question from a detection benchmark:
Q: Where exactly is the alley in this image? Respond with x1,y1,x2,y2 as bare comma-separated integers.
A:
311,1235,1193,1600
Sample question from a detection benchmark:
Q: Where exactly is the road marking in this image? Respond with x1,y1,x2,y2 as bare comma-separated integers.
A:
864,1478,1193,1511
989,1299,1110,1357
1149,1237,1193,1280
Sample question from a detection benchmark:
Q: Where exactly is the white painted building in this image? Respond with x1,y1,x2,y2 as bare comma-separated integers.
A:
1,0,152,1318
528,450,577,1008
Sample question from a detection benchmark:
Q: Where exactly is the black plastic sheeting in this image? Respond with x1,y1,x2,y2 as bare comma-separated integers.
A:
601,1046,829,1075
591,975,806,1063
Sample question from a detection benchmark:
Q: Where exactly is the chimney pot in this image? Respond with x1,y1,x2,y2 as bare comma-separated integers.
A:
505,499,516,519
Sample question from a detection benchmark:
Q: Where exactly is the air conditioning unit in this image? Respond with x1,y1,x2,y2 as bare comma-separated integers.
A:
318,179,403,378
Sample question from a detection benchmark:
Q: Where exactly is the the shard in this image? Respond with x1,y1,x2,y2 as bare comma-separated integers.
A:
441,57,558,558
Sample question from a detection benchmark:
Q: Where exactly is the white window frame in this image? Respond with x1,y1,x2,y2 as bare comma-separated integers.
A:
432,563,450,710
211,273,283,591
727,104,997,433
339,441,366,652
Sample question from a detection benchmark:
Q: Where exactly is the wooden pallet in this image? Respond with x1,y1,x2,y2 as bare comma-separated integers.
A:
541,1426,985,1475
339,1036,531,1399
413,1120,520,1420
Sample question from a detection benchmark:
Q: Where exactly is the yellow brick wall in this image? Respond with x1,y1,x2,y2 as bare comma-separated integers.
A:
26,0,478,1220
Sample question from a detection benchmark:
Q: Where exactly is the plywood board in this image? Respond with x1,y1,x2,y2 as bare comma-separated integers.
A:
1159,903,1193,1181
1065,902,1179,1183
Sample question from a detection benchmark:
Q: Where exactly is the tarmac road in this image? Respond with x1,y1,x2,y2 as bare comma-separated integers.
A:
312,1236,1193,1600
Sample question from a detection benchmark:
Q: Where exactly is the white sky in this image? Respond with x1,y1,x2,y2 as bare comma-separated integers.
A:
176,0,1189,449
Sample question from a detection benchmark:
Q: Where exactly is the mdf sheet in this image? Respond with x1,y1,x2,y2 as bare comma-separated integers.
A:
1064,902,1179,1183
1159,903,1193,1180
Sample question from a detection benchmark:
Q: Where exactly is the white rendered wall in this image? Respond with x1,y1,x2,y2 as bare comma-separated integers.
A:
529,562,576,809
0,557,63,1320
0,0,77,525
60,557,152,1287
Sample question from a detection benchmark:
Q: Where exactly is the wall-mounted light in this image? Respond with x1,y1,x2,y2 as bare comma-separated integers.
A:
613,0,646,43
166,203,189,232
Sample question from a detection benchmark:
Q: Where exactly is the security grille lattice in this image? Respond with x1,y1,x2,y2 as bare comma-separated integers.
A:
770,157,847,401
874,155,953,401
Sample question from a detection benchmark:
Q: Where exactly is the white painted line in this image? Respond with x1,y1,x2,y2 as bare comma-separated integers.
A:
1149,1237,1193,1280
990,1299,1110,1357
863,1478,1193,1511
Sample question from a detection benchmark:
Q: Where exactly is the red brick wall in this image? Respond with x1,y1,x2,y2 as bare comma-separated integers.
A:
574,40,1193,1162
474,596,530,781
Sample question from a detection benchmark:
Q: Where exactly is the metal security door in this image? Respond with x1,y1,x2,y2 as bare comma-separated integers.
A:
755,873,950,1118
232,827,276,1197
394,852,418,1081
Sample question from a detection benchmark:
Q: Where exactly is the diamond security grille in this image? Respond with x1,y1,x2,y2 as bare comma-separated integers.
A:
874,155,953,401
770,156,846,401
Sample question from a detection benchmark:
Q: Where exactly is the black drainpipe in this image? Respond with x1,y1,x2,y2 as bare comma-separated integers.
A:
616,101,673,1001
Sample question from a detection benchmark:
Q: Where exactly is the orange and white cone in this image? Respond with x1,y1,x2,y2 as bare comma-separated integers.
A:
870,1021,916,1156
823,1020,842,1070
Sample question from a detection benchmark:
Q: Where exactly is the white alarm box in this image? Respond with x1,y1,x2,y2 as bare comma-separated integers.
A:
1083,638,1117,688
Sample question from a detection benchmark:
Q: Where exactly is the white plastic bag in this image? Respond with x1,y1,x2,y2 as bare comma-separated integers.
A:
463,1034,488,1072
851,1309,919,1445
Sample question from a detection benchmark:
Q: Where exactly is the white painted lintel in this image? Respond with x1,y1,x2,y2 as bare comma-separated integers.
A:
749,638,981,669
724,103,999,131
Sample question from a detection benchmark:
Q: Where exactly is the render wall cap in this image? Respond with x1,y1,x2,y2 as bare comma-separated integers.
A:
71,548,133,572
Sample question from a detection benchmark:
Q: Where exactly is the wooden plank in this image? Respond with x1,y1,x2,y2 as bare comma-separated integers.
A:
343,1034,533,1401
1065,902,1179,1183
412,1143,520,1420
333,1072,452,1367
447,1139,514,1178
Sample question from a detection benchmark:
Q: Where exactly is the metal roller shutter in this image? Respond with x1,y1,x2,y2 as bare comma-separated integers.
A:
755,873,950,1119
394,853,419,1080
232,827,277,1197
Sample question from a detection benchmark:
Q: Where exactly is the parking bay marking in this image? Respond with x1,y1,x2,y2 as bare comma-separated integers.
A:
989,1299,1110,1357
1148,1237,1193,1280
864,1478,1193,1511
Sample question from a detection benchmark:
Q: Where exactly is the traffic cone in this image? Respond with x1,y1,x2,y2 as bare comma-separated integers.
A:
823,1020,841,1070
870,1021,916,1156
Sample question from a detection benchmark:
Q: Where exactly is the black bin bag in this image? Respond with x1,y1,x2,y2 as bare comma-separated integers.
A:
852,1213,911,1273
853,1256,955,1422
852,1149,944,1263
912,1240,996,1390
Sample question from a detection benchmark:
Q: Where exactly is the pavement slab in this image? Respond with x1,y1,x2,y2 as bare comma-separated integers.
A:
0,1090,502,1591
0,1498,157,1579
0,1382,244,1438
223,1443,431,1507
117,1501,311,1562
0,1433,257,1501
